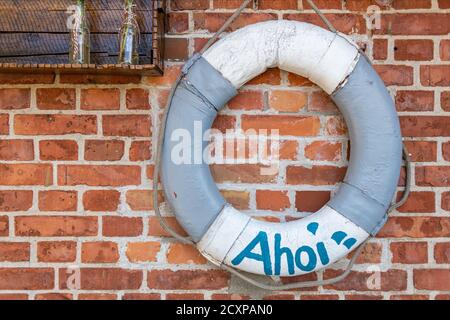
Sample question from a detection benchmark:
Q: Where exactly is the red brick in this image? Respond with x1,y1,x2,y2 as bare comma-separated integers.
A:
396,91,434,112
416,166,450,187
16,216,98,237
83,190,120,212
374,65,414,86
284,13,366,34
37,241,77,262
324,269,407,291
400,117,450,137
348,0,431,10
436,294,450,300
309,91,338,113
421,65,450,86
396,191,435,213
0,242,30,262
148,270,229,290
166,293,204,300
229,90,264,110
325,116,347,136
269,90,307,112
305,141,342,161
126,88,150,110
391,295,429,300
414,269,450,290
373,39,388,60
59,268,142,290
194,12,277,32
126,190,162,211
242,115,320,137
126,242,160,262
172,0,209,10
212,115,236,133
129,140,152,161
440,40,450,61
350,242,382,264
121,293,160,300
81,89,120,110
248,68,281,85
288,73,313,87
143,65,181,86
0,115,8,135
58,165,140,186
211,164,277,183
259,0,298,9
103,216,142,237
301,294,339,300
403,141,436,162
279,140,298,160
444,141,450,161
39,140,78,161
0,190,33,212
394,40,434,61
0,140,34,161
0,88,30,109
434,242,450,264
14,115,97,135
36,88,75,110
213,0,253,9
0,294,28,300
378,217,450,238
82,241,119,263
60,74,140,84
256,190,290,211
38,190,77,212
263,294,295,300
148,217,188,237
0,73,54,84
0,216,7,236
0,268,54,290
35,293,72,300
0,164,52,186
211,294,250,300
442,192,450,211
287,166,346,185
103,115,151,137
439,0,450,8
391,242,428,264
221,190,250,210
442,91,450,111
295,191,330,214
376,14,450,35
167,12,189,33
165,38,189,60
84,140,124,161
167,243,207,265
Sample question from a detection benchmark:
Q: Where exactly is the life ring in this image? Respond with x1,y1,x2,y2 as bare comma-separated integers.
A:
161,20,402,277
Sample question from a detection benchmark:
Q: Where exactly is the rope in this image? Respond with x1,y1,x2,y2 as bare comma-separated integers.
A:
153,0,412,290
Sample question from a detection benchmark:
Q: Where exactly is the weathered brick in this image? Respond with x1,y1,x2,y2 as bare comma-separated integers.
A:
400,117,450,137
16,216,98,237
295,191,331,213
167,244,207,265
58,165,140,186
229,90,264,110
421,65,450,86
414,269,450,290
0,190,33,212
0,73,54,84
0,88,30,110
103,216,142,237
434,243,450,264
284,13,366,34
126,242,160,262
416,166,450,187
0,268,54,290
103,115,151,137
269,90,307,112
440,40,450,61
59,268,142,290
0,216,8,236
126,88,150,110
287,166,346,185
38,190,77,212
129,140,152,161
126,190,162,211
394,40,434,61
0,242,30,262
391,242,428,264
14,115,96,135
0,140,33,161
374,65,414,86
211,164,277,183
378,217,450,238
256,190,290,211
37,241,77,262
83,190,120,212
376,14,450,35
396,191,435,213
82,241,119,263
324,269,407,291
60,74,140,84
305,141,342,161
0,164,52,186
396,91,434,112
81,89,120,110
84,140,124,161
36,88,75,110
39,140,78,161
148,270,230,290
242,115,320,136
148,216,187,237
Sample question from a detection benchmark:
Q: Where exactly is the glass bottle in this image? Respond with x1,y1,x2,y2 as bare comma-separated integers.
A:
69,0,90,64
118,0,140,65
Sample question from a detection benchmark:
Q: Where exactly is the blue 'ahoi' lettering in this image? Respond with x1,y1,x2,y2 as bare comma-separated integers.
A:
230,222,356,276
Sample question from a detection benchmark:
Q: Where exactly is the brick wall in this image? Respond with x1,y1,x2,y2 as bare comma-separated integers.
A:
0,0,449,300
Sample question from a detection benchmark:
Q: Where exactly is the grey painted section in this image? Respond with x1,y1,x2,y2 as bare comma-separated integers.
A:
328,57,402,235
161,56,237,242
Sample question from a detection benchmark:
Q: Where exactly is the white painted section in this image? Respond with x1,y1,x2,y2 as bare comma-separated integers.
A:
197,205,251,266
203,20,360,94
199,206,369,277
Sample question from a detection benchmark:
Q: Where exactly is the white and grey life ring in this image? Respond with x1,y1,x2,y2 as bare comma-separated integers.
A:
161,20,402,277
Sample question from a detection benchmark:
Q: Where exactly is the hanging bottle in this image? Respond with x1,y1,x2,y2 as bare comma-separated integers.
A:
69,0,90,64
118,0,140,65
